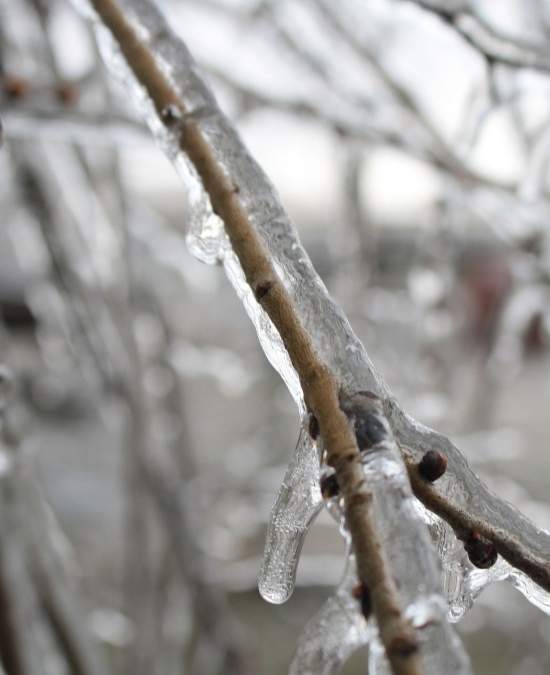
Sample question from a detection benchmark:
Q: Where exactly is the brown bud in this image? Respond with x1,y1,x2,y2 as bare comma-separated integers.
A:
355,411,386,451
339,391,387,451
55,83,78,106
352,583,371,619
464,531,497,569
319,472,339,500
418,450,447,482
160,104,183,126
308,413,319,440
522,311,546,355
254,281,272,301
3,76,30,100
389,635,419,659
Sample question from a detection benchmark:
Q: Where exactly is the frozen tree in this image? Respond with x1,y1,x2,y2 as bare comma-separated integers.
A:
1,1,550,674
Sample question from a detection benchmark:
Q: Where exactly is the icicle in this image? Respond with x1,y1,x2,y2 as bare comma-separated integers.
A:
289,550,370,675
259,426,322,604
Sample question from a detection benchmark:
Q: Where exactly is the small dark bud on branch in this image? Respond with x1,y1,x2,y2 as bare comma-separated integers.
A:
339,391,388,451
254,281,272,301
352,582,371,619
464,531,498,569
3,75,30,100
389,635,419,659
160,103,183,126
418,450,448,482
355,412,386,451
55,83,79,106
320,472,339,500
308,413,319,440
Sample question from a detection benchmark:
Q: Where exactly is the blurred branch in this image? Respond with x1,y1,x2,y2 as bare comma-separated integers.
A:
405,0,550,73
81,1,476,673
87,0,550,625
0,370,107,675
26,480,109,675
0,104,147,144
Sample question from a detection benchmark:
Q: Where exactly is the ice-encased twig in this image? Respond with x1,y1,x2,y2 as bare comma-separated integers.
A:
340,396,471,674
73,0,547,669
75,1,462,671
289,551,370,675
401,435,550,613
258,426,323,604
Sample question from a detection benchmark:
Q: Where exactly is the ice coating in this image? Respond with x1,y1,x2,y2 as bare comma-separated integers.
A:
289,551,370,675
223,252,304,412
75,0,550,670
357,443,472,674
368,594,471,675
258,426,322,603
368,636,392,675
389,401,550,618
87,0,384,398
78,1,469,669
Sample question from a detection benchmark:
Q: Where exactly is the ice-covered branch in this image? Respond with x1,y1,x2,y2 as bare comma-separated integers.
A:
74,0,477,672
404,448,550,595
389,404,550,614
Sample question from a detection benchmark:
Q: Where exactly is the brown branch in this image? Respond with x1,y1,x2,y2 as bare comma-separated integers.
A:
405,454,550,593
86,0,424,673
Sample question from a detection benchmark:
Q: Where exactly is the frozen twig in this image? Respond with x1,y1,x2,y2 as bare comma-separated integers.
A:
78,1,474,672
405,453,550,593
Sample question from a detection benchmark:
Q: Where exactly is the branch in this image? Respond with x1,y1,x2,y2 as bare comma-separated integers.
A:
405,453,550,593
389,403,550,611
25,481,109,675
0,415,44,675
0,103,148,144
78,0,473,672
404,0,550,73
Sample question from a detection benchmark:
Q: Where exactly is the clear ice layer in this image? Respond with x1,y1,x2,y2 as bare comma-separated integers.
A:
74,1,550,672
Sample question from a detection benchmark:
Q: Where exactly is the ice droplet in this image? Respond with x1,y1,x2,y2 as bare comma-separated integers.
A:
258,427,322,604
289,550,370,675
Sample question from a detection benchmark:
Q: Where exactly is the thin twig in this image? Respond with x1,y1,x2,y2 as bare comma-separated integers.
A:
405,0,550,73
0,104,147,144
405,454,550,593
85,1,426,672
